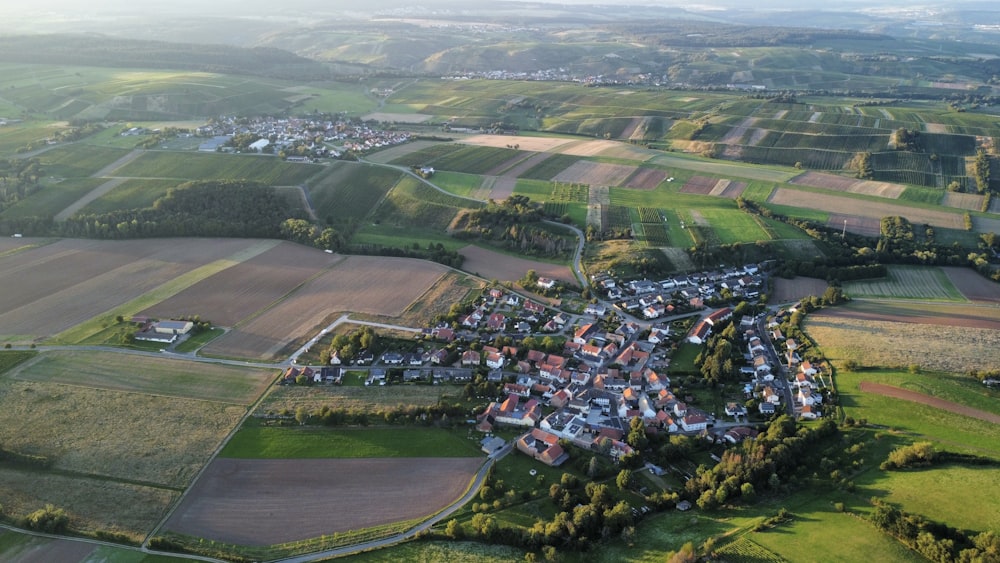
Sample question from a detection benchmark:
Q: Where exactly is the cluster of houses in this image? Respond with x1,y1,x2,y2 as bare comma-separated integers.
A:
194,115,411,156
592,264,762,321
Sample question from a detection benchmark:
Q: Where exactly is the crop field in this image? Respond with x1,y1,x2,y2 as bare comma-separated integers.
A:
301,162,401,225
768,187,967,230
679,175,724,195
460,134,575,153
0,238,264,341
372,176,477,231
860,382,1000,424
551,161,638,187
141,242,341,326
165,457,480,545
368,140,454,165
80,178,179,213
431,171,487,198
0,378,244,487
940,191,984,211
806,311,1000,373
9,350,275,404
427,146,520,175
789,172,905,198
517,154,579,180
112,151,322,184
0,177,106,219
202,255,448,360
621,167,667,190
459,245,576,284
221,426,482,459
772,277,829,303
827,213,881,237
35,144,132,178
260,379,456,415
942,266,1000,303
842,265,966,301
870,463,1000,533
696,208,771,244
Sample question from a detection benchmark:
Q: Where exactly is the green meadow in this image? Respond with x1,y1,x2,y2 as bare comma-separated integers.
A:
220,425,484,458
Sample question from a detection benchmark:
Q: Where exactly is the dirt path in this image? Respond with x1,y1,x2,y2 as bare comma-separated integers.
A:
53,177,127,221
92,149,144,177
859,382,1000,424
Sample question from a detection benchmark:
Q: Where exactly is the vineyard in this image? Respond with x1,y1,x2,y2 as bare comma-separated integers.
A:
549,182,589,203
641,223,670,246
114,152,321,185
638,207,664,223
734,146,853,170
387,143,463,167
716,536,786,563
605,205,633,231
518,154,578,180
426,146,521,175
307,164,403,226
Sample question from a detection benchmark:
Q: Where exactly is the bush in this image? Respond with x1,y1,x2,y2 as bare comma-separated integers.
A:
881,442,937,470
22,504,69,533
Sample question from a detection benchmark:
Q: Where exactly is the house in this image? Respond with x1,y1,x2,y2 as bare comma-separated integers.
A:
485,351,505,369
381,352,404,365
403,369,424,382
687,321,711,344
486,313,507,332
537,277,557,290
365,369,387,386
705,307,733,326
584,303,607,316
573,323,600,344
432,327,455,342
461,350,481,366
516,428,568,467
504,383,531,397
680,412,709,432
759,401,776,415
723,426,758,444
524,300,545,314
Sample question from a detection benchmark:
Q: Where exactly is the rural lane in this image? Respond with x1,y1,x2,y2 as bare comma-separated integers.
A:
272,444,513,563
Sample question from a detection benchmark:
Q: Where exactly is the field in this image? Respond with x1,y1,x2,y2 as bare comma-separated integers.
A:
8,350,276,404
621,167,667,190
552,161,637,186
458,245,576,284
768,187,968,231
772,276,829,303
869,464,1000,533
828,213,882,237
0,237,267,342
459,134,575,153
806,306,1000,373
164,457,482,545
202,255,448,360
943,266,1000,303
112,151,322,185
141,241,342,326
842,265,966,301
860,382,1000,424
789,171,905,198
306,162,402,225
221,426,483,459
0,529,186,562
0,177,106,219
79,178,180,213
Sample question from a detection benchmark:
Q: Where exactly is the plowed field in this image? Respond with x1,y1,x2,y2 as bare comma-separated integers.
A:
459,245,575,284
165,457,481,545
769,188,966,230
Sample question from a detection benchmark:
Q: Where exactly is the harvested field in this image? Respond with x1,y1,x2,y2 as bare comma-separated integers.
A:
772,277,828,304
719,117,757,145
789,172,905,198
621,167,667,190
142,242,342,327
363,140,444,165
203,255,448,360
0,380,245,487
843,266,965,301
716,180,748,199
815,301,1000,331
552,161,637,186
769,188,966,230
679,176,720,195
260,381,451,414
924,122,950,133
859,383,1000,424
459,245,575,285
943,266,1000,303
360,112,432,124
165,457,482,545
396,271,484,327
806,311,1000,373
460,134,573,153
0,530,99,561
0,468,176,542
0,237,38,254
0,238,262,339
558,139,624,157
941,192,984,211
828,213,881,237
489,178,517,201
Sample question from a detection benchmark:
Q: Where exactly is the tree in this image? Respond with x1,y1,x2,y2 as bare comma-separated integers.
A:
295,406,309,425
445,518,463,539
668,542,698,563
616,469,634,491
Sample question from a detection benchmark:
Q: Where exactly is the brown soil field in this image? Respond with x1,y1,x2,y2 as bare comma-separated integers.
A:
0,237,39,254
460,134,573,152
0,467,176,542
595,142,657,161
860,382,1000,424
621,117,644,140
717,181,748,199
552,161,637,186
816,301,1000,331
942,267,1000,303
772,277,828,303
0,530,98,561
770,188,966,230
0,380,244,487
0,238,261,339
396,271,484,327
489,177,517,201
203,255,448,360
827,214,882,237
459,245,575,284
363,140,443,164
806,311,1000,373
790,172,904,198
941,192,985,211
679,175,719,195
165,457,482,545
849,180,905,199
622,167,667,190
142,242,342,327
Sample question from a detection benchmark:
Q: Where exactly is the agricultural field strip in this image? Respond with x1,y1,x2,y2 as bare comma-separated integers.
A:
843,266,967,301
769,187,968,230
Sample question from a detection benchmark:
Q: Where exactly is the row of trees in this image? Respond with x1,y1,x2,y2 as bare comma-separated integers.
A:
870,499,1000,562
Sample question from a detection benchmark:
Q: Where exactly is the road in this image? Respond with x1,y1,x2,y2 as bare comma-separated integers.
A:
273,444,512,563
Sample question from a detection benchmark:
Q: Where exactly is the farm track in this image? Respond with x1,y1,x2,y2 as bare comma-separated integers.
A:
859,382,1000,424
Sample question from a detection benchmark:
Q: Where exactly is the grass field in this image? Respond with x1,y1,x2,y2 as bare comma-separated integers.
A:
113,151,322,184
306,162,402,226
843,266,966,301
80,178,179,213
0,177,106,219
8,350,276,404
259,380,458,413
220,425,483,459
431,171,487,198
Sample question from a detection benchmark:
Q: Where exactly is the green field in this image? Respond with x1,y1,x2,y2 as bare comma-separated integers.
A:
307,162,402,226
431,171,486,198
10,350,276,404
113,151,322,184
81,178,180,213
843,265,966,301
36,144,131,178
174,327,226,353
220,425,484,459
0,350,37,374
0,177,105,219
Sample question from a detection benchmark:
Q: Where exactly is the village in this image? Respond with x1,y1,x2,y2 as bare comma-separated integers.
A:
267,262,830,470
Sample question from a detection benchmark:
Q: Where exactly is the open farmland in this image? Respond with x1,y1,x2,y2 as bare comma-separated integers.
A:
772,277,829,303
364,140,447,164
768,188,967,230
459,134,574,152
860,383,1000,425
0,379,245,487
806,311,1000,373
621,167,667,190
9,350,275,404
141,242,342,326
552,161,637,186
789,172,906,198
941,191,985,211
260,381,453,414
843,265,965,301
164,457,482,545
679,175,721,195
943,266,1000,303
112,151,321,184
459,245,575,284
202,255,448,360
810,300,1000,331
828,213,881,237
0,237,265,341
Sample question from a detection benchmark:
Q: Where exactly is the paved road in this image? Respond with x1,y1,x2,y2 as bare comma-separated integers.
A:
272,444,512,563
0,523,227,563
